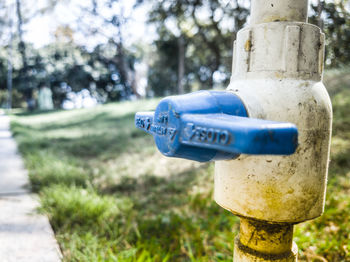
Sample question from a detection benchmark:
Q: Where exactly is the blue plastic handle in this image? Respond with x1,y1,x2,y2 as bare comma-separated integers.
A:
135,91,298,162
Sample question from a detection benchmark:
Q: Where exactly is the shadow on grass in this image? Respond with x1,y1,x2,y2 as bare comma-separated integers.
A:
101,165,214,215
13,112,137,132
12,112,150,160
94,163,237,260
17,130,150,159
14,109,63,117
329,145,350,184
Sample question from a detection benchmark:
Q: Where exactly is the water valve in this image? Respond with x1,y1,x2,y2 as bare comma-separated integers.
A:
135,91,298,162
135,0,332,261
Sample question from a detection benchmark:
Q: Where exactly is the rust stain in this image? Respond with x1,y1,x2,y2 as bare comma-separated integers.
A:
245,40,252,52
263,15,288,23
237,218,295,259
275,72,284,79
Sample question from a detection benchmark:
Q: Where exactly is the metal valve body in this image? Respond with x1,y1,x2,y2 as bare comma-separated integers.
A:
214,0,332,261
215,0,332,225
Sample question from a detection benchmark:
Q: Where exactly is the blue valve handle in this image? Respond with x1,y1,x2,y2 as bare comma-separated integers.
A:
135,91,298,162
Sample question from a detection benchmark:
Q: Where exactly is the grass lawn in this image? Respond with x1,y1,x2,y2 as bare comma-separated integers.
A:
11,72,350,262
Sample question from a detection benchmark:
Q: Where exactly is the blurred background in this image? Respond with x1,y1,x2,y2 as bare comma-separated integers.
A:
2,0,350,261
0,0,349,110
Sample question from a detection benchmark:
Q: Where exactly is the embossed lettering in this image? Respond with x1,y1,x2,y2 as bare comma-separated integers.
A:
145,118,151,130
207,128,215,143
219,130,229,144
185,123,230,145
157,114,169,124
168,128,177,140
137,115,177,139
187,123,196,139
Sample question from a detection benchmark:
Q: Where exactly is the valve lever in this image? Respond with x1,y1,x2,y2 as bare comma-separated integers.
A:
135,91,298,162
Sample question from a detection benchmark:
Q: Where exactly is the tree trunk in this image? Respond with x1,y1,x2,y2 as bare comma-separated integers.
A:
317,0,324,30
16,0,34,110
116,42,140,98
177,35,185,94
115,18,140,99
7,6,14,110
16,0,27,70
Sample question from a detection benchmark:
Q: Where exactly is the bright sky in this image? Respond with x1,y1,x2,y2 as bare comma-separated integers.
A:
12,0,155,49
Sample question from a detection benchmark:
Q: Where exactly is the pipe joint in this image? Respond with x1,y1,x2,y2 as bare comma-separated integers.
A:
234,218,298,262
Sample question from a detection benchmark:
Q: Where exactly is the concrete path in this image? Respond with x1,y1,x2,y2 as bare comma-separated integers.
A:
0,113,62,262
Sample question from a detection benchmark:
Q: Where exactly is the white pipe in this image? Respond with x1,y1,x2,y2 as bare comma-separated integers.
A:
250,0,309,25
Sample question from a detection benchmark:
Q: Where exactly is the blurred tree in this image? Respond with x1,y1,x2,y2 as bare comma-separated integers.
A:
35,41,92,106
15,0,27,76
148,31,179,96
310,0,350,67
15,0,49,109
0,48,9,95
88,42,138,101
1,0,350,109
36,34,138,106
178,35,185,94
77,0,139,99
0,0,72,109
143,0,249,95
54,25,74,43
0,3,7,41
15,0,36,110
146,0,350,95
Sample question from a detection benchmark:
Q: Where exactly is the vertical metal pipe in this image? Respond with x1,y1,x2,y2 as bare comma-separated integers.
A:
230,1,312,261
250,0,309,25
234,218,298,262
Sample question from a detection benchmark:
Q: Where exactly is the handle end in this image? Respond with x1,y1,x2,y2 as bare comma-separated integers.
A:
135,112,154,134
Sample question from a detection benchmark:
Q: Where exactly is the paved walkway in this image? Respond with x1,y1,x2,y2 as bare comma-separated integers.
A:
0,113,62,262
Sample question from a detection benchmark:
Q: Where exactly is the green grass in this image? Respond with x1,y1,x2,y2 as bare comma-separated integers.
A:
10,73,350,262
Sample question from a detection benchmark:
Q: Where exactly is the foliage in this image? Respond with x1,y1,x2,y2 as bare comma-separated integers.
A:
1,1,350,106
77,0,139,98
10,69,350,261
146,0,350,96
145,0,249,95
0,88,24,108
0,39,139,107
148,33,180,96
0,0,139,108
310,1,350,67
